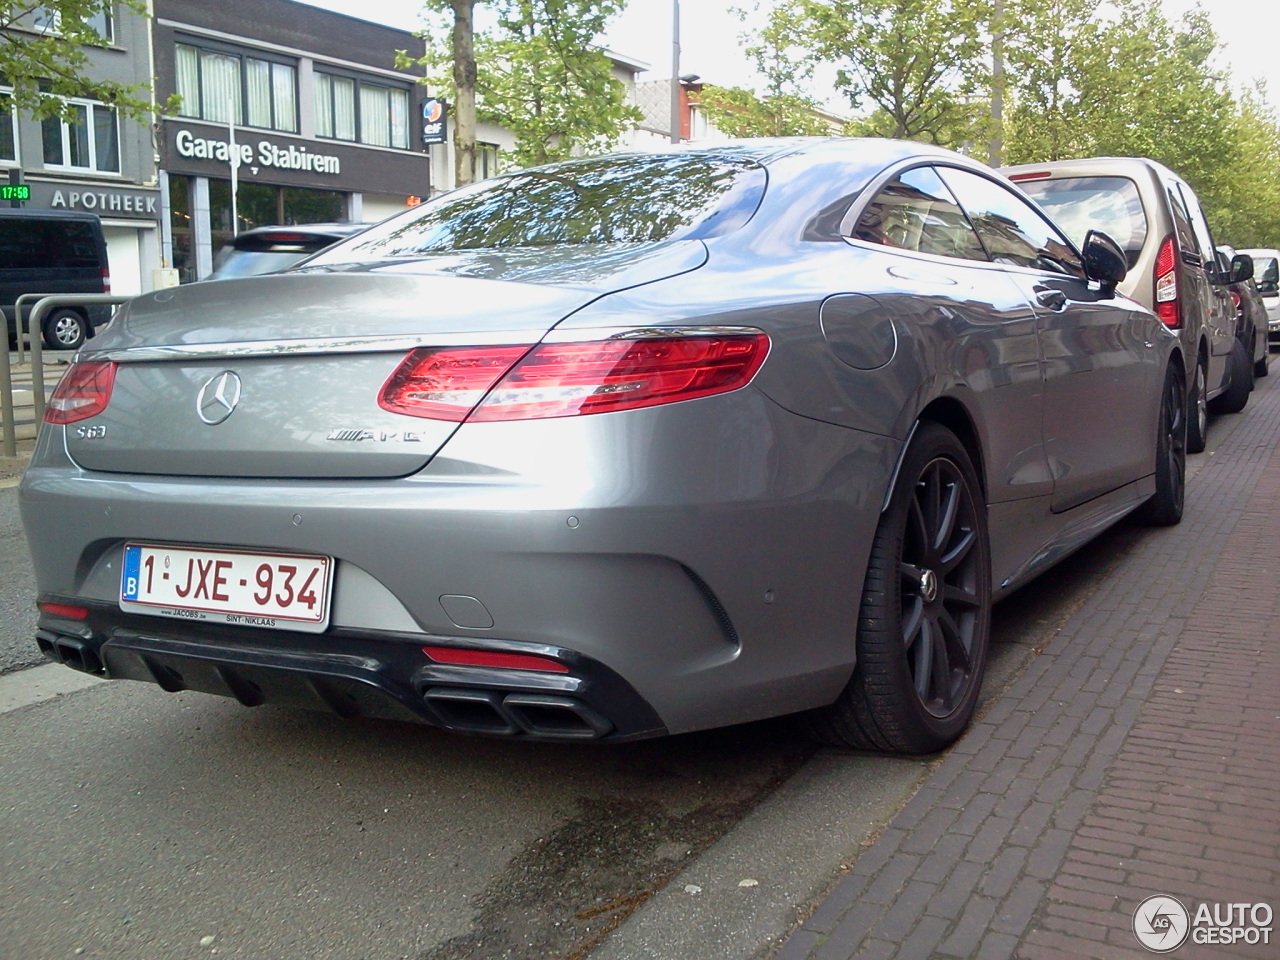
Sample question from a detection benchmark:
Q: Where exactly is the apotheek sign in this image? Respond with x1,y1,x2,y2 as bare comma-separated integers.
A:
25,182,160,220
172,127,341,175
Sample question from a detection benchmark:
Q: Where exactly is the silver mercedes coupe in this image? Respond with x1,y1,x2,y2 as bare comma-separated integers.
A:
21,138,1186,754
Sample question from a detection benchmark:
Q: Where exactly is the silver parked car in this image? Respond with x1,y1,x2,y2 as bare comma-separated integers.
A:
1238,248,1280,348
1004,157,1253,453
22,139,1185,755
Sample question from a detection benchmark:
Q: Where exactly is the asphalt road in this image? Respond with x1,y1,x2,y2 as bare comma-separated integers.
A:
0,415,1232,960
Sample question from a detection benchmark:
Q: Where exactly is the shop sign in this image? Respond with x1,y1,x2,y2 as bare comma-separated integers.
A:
25,182,160,219
421,99,448,145
173,128,342,175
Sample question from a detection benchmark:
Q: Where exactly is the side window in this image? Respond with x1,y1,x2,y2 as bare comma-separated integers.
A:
937,167,1085,278
1175,182,1217,265
1165,186,1199,261
851,166,988,261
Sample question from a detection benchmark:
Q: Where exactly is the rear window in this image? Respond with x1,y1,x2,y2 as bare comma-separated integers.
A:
313,154,766,262
1017,176,1148,268
0,218,100,270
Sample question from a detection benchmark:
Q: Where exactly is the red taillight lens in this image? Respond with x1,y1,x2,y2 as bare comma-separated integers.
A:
44,361,117,424
39,602,90,620
422,645,570,673
100,267,110,293
1154,234,1180,328
1230,289,1242,312
379,344,533,421
1006,171,1051,182
381,334,770,422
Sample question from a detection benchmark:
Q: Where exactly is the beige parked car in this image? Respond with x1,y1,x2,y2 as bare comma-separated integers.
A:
1005,157,1254,453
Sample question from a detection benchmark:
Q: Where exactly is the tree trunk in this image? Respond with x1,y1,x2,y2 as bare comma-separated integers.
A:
451,0,478,187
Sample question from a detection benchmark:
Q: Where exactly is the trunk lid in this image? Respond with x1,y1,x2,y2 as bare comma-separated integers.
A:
67,242,705,479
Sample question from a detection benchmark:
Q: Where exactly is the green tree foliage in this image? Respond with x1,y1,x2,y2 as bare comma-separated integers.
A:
1001,0,1280,244
695,85,833,137
774,0,986,144
407,0,639,179
1,0,158,122
694,6,832,138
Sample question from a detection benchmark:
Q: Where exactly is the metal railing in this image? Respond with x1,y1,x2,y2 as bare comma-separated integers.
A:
2,294,131,457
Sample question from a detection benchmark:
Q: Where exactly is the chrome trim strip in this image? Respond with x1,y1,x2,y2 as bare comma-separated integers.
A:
539,324,765,343
86,326,769,363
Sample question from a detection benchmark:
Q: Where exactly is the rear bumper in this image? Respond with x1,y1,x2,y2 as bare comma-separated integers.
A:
21,396,896,737
36,604,666,741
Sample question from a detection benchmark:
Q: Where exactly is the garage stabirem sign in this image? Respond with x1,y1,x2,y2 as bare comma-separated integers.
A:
422,99,448,146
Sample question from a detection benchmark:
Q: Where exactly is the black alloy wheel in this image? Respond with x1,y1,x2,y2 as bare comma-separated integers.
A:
811,422,991,755
1134,362,1186,527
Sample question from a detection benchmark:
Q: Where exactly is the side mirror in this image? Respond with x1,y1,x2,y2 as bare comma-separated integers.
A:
1081,229,1127,289
1229,253,1254,285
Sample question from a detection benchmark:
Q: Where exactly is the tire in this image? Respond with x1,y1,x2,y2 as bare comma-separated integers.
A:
811,422,991,755
1208,339,1251,415
1186,357,1208,454
1255,337,1269,378
42,309,88,351
1133,362,1186,527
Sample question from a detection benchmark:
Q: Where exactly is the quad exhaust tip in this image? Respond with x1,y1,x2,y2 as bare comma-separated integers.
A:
37,630,104,675
423,687,613,739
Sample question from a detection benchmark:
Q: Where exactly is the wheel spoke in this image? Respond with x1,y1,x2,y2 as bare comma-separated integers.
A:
942,583,981,608
933,477,960,553
938,527,975,574
901,597,924,651
938,607,972,672
929,620,952,705
913,618,934,701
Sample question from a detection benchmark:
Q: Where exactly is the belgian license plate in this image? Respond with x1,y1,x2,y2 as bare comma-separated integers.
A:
120,543,333,633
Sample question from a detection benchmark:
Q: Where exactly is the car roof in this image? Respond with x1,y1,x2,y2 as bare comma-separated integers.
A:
0,208,104,223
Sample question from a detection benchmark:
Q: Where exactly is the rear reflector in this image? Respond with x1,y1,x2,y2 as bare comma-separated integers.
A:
380,334,770,423
39,602,90,620
422,645,570,673
1154,234,1180,329
44,361,117,424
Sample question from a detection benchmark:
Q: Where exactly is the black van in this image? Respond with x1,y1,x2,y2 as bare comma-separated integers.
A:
0,208,112,350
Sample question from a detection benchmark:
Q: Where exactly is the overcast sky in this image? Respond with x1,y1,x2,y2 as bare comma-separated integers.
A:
303,0,1280,110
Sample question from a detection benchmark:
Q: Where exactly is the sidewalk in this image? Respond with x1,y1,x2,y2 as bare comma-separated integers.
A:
775,370,1280,960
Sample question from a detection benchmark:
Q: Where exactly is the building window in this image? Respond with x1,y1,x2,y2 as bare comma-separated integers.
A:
1,85,16,163
33,5,112,41
41,98,119,172
478,142,500,180
175,42,298,133
315,72,408,149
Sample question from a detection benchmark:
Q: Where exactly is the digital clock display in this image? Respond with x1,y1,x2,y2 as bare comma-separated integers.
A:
2,185,31,201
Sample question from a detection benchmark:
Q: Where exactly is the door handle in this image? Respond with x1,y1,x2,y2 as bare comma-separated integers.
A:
1035,289,1069,311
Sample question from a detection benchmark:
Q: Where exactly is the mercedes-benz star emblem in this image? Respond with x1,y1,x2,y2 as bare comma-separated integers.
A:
196,371,243,425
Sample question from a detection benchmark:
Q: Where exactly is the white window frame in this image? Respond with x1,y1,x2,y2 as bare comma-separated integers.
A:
33,5,113,41
314,71,410,150
40,96,120,174
175,41,298,134
0,84,18,165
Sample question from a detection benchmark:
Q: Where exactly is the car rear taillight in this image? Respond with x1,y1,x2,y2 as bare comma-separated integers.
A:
379,344,534,421
44,361,116,424
1154,234,1180,328
1229,289,1242,313
100,267,111,293
1006,171,1052,182
380,334,770,422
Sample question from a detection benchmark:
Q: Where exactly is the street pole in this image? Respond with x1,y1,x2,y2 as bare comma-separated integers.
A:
670,0,681,144
228,96,240,235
